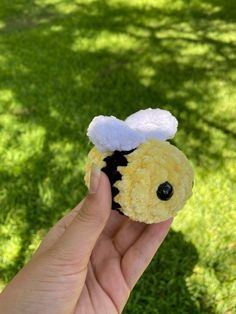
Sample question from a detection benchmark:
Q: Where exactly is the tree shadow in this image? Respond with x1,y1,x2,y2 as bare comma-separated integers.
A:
0,0,235,310
124,230,213,313
0,0,235,164
0,139,87,281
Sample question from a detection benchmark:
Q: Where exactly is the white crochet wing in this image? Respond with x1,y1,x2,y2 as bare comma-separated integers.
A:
87,115,145,152
87,108,178,152
125,108,178,141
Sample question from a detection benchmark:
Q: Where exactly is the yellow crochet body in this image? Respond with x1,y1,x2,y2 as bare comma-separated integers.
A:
84,139,193,224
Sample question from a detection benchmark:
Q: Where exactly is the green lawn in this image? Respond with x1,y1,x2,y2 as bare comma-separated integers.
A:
0,0,236,313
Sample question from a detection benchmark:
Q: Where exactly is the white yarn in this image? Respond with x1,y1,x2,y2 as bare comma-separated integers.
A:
87,116,145,152
87,108,178,152
125,108,178,141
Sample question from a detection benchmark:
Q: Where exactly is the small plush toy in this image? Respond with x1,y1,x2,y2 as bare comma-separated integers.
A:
84,108,194,224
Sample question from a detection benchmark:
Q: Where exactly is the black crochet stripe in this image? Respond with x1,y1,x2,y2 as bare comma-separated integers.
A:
101,149,136,215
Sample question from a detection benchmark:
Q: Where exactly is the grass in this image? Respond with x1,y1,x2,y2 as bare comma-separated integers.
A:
0,0,236,312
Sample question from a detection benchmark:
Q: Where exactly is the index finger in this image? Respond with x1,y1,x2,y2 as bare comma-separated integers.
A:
121,218,173,290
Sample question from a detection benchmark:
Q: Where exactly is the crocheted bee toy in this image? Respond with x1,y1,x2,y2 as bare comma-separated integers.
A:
84,108,194,224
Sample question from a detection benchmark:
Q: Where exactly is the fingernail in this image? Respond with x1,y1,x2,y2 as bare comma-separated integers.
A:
89,163,101,194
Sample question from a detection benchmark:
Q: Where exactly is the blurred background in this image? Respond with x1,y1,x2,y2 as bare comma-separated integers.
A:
0,0,235,313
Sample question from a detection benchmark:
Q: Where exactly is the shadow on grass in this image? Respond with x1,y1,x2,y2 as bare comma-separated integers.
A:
124,230,208,314
0,0,235,310
0,140,87,282
0,0,235,163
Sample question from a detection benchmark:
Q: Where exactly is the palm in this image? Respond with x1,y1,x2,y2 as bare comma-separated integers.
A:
0,177,172,314
76,211,172,313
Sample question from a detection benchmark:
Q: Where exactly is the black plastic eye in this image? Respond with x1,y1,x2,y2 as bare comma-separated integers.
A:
156,182,173,201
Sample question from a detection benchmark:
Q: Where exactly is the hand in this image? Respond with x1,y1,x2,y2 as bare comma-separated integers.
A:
0,167,173,314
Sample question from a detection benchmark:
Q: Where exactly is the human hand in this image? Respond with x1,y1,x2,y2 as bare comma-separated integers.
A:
0,166,173,314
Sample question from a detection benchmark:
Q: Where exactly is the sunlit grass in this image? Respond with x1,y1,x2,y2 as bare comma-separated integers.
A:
0,0,236,313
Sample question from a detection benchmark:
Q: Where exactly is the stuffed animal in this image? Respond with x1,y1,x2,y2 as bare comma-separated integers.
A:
84,108,194,224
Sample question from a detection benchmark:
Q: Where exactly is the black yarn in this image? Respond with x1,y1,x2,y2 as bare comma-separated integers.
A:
101,149,136,215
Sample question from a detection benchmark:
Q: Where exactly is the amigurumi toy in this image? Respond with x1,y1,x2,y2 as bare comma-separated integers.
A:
84,108,194,224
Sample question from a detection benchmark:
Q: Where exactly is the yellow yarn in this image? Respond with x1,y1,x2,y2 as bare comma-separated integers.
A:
84,147,108,187
84,139,194,224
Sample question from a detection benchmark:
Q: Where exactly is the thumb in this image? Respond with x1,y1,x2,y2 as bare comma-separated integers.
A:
49,165,112,268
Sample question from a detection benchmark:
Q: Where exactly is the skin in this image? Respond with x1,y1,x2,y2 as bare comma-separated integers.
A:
0,170,172,314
